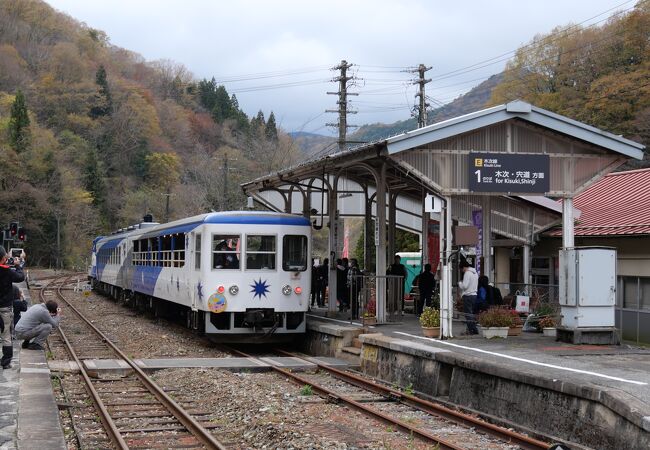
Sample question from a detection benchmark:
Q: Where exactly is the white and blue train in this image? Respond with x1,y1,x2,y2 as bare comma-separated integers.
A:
89,211,311,341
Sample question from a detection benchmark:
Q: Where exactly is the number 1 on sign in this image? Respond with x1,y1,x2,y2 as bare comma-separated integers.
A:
475,169,481,183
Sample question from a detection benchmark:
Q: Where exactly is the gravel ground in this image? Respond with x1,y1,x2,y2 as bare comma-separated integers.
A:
37,269,516,448
153,368,438,449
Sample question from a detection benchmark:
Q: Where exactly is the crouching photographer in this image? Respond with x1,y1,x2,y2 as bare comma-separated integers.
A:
0,246,25,369
16,300,61,351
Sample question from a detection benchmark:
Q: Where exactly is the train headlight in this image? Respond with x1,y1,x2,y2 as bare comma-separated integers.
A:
217,285,225,294
282,284,292,295
229,285,239,295
294,286,302,295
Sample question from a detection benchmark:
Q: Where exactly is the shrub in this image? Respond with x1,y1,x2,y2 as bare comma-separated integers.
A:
363,298,376,317
419,307,440,327
539,316,557,328
478,307,515,328
507,309,523,326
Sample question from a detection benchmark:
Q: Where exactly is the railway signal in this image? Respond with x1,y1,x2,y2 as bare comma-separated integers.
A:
9,222,18,236
17,227,25,241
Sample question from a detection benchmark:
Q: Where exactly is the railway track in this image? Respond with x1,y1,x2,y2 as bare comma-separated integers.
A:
42,275,226,450
223,345,552,450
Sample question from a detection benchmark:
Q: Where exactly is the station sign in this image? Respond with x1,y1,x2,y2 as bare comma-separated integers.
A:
469,152,550,194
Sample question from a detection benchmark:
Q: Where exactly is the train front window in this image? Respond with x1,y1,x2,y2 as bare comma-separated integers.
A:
283,235,307,271
246,235,276,270
212,235,240,269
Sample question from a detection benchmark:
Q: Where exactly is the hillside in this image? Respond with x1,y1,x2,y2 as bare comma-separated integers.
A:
350,74,503,144
0,0,300,266
488,2,649,168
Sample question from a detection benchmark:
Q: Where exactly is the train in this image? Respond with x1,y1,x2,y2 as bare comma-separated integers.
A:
88,211,311,342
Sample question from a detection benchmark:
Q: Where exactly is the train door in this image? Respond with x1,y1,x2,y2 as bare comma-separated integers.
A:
189,230,201,311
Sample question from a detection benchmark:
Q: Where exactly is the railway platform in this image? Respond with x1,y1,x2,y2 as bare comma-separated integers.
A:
0,282,66,450
306,310,650,449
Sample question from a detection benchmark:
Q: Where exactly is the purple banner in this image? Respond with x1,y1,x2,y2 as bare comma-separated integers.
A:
472,210,482,275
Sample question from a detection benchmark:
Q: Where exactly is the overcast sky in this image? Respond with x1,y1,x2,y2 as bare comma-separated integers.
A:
48,0,634,135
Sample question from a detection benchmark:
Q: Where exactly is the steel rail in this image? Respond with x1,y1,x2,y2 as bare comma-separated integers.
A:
40,277,130,449
225,346,463,450
49,275,227,450
274,348,550,450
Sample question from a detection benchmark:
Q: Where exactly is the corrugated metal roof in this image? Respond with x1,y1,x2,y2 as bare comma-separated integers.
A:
548,168,650,236
386,100,646,159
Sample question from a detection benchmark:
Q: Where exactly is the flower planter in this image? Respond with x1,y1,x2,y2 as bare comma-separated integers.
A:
362,316,377,326
543,327,557,337
508,325,523,336
422,326,440,338
480,327,509,339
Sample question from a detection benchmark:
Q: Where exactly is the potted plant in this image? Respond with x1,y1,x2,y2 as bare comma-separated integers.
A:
419,307,440,338
478,307,514,339
362,298,377,326
539,316,557,337
507,309,524,336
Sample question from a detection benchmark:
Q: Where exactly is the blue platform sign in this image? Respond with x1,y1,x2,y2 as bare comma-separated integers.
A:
469,152,550,194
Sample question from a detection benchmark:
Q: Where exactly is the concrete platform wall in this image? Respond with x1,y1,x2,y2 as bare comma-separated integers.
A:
357,333,649,450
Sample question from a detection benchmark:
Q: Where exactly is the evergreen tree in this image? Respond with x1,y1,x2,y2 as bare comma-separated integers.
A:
198,77,218,111
250,110,266,137
211,86,234,123
90,65,113,117
265,111,278,141
83,147,106,208
8,90,30,153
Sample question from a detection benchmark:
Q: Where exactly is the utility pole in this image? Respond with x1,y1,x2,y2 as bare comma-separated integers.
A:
411,64,432,128
326,60,358,152
162,188,171,223
219,154,237,211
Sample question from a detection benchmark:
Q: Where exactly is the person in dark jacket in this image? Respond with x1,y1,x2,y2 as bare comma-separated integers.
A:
12,284,27,338
388,255,407,312
0,246,25,369
317,258,329,307
416,263,436,314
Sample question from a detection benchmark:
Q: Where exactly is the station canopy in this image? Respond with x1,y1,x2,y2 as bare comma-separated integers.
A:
242,101,645,244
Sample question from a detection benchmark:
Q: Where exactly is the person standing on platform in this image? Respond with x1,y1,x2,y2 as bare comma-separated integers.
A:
310,258,318,308
388,255,407,312
15,300,61,351
0,246,25,369
417,263,436,315
336,258,348,311
347,258,362,320
477,275,491,313
317,258,329,307
459,260,479,335
12,284,27,337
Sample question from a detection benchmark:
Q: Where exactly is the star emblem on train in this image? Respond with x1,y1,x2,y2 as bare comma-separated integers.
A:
250,278,270,300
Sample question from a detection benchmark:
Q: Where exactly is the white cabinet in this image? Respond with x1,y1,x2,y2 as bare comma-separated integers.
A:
559,247,616,328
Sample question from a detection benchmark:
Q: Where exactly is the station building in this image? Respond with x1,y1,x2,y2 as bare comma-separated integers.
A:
536,167,650,343
242,100,645,338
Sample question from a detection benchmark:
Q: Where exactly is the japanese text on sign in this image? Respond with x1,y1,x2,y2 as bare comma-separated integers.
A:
469,152,550,194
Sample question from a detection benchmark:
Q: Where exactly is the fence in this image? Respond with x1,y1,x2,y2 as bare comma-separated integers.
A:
617,275,650,344
348,274,404,324
492,283,560,315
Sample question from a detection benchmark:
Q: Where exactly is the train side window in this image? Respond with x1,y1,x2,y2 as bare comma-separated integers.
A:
282,235,307,271
212,235,240,270
195,234,201,270
246,235,276,270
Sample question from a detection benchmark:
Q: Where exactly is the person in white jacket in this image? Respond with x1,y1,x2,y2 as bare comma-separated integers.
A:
458,260,479,334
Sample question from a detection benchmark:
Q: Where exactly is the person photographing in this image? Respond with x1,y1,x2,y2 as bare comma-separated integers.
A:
0,246,25,369
15,300,61,351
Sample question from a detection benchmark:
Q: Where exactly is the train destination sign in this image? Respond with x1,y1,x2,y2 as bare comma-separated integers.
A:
469,152,550,194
